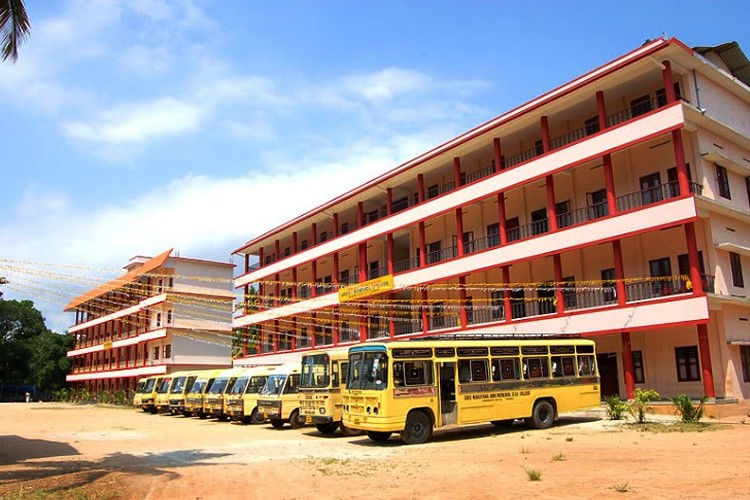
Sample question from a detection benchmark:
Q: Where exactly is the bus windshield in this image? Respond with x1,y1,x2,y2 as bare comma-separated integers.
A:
156,378,171,393
301,353,330,388
260,374,286,396
208,378,229,394
143,378,156,392
228,377,247,395
347,350,388,390
247,376,268,394
170,376,187,394
189,379,207,394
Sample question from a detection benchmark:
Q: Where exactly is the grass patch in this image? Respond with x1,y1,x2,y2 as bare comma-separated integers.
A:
552,453,566,461
565,437,573,442
613,482,631,493
621,421,719,433
519,447,530,454
524,468,542,481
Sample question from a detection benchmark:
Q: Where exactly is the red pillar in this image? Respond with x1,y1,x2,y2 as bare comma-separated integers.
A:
553,254,564,315
357,202,364,227
274,274,280,305
662,60,676,103
275,239,280,261
418,221,426,268
333,253,340,285
603,154,617,215
612,240,627,306
459,276,468,328
541,116,550,152
333,213,339,237
421,290,429,335
311,262,318,297
453,157,462,187
546,175,557,231
493,137,503,171
386,188,393,215
387,233,394,275
417,174,425,203
358,243,367,282
455,207,465,256
244,253,250,273
502,266,512,323
596,90,607,130
497,193,508,245
621,332,635,400
697,324,716,398
684,222,704,294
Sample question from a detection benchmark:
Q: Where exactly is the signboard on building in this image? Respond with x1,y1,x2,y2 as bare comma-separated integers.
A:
339,275,394,302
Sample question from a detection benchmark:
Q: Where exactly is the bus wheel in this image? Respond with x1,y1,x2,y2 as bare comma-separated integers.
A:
198,412,208,419
526,400,555,429
401,410,433,444
217,414,229,422
270,419,285,429
366,431,392,442
289,409,304,429
491,419,515,428
340,423,364,437
315,423,339,435
182,411,191,417
249,408,265,424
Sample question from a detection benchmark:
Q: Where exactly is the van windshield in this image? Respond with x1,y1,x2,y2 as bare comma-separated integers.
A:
170,377,187,394
247,376,268,394
143,378,156,392
228,377,247,395
189,379,207,394
156,379,172,393
301,354,330,388
260,374,286,396
347,350,388,390
208,378,229,394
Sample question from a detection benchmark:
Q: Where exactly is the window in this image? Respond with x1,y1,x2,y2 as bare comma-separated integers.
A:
578,355,596,376
426,184,439,199
458,359,488,382
153,347,160,360
717,164,731,199
163,344,172,359
656,82,682,106
534,139,544,156
157,279,163,293
319,231,328,242
588,189,608,219
340,222,350,234
490,291,504,320
284,247,291,257
632,350,645,383
551,356,576,377
584,115,600,136
649,257,672,295
431,302,445,329
155,312,162,328
300,240,309,250
426,241,442,264
531,207,548,235
630,94,652,117
741,346,750,382
675,346,700,382
556,200,571,228
166,310,173,324
506,217,520,242
730,252,745,288
524,357,549,379
168,277,174,289
491,358,520,381
487,223,500,247
640,172,663,205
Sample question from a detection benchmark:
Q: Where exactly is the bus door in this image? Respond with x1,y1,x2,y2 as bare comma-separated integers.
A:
438,362,457,426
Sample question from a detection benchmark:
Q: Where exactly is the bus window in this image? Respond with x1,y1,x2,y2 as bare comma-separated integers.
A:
393,362,404,386
492,358,520,381
348,351,388,390
458,359,487,383
403,361,433,386
552,356,576,377
284,374,301,394
578,355,595,376
525,358,549,379
331,363,339,388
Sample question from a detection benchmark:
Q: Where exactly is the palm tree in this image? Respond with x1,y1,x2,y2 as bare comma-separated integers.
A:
1,0,30,63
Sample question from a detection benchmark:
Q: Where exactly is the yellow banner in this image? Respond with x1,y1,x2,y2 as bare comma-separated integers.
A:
339,275,394,302
103,341,113,350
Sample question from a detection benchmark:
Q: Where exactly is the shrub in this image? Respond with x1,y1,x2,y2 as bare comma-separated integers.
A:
628,388,660,423
671,394,708,423
524,468,542,481
605,394,628,420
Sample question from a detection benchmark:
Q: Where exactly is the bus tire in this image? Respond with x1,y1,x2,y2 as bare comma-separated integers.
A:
249,408,265,424
526,400,555,429
217,414,229,422
491,419,515,428
289,409,304,429
366,431,392,442
401,410,433,444
182,411,191,417
270,419,285,429
316,423,339,435
340,422,364,437
198,412,208,419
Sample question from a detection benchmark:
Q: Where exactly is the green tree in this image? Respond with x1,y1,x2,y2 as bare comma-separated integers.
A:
0,298,47,384
29,329,73,395
1,0,31,63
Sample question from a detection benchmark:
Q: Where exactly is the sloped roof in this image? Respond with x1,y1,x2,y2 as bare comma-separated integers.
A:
694,41,750,88
64,249,173,311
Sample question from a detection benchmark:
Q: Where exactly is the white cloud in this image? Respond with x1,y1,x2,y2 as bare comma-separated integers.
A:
341,68,432,101
61,97,204,145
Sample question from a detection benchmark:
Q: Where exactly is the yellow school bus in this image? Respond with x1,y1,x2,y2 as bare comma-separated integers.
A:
226,365,276,424
299,348,362,436
134,376,163,414
342,336,600,444
132,377,149,409
154,374,177,413
168,371,199,416
184,369,224,418
257,362,306,429
204,367,249,421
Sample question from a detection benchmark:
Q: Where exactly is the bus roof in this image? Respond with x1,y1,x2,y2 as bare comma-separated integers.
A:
349,337,595,352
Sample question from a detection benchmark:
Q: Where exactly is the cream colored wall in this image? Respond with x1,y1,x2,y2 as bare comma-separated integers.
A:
696,73,750,139
169,331,232,365
172,259,234,296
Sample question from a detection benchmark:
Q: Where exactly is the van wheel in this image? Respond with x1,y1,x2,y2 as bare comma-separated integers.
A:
270,419,285,429
182,411,191,417
366,431,392,442
289,409,304,429
316,423,339,435
340,422,364,437
198,412,208,419
248,408,265,424
401,410,432,444
217,414,229,422
525,400,555,429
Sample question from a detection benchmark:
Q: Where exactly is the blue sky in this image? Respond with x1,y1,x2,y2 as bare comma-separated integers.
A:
1,0,749,331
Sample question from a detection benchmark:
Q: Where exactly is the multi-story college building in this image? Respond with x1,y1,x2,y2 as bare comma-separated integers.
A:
65,250,234,393
233,37,750,409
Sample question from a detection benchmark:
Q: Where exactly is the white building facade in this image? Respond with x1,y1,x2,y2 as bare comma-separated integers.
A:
233,38,750,412
65,250,234,393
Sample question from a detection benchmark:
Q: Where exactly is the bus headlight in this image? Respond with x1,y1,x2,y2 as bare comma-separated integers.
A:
319,407,326,415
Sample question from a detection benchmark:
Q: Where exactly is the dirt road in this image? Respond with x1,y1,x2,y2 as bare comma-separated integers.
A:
1,403,749,499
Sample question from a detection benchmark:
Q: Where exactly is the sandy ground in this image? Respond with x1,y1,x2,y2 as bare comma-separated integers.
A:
1,403,749,499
